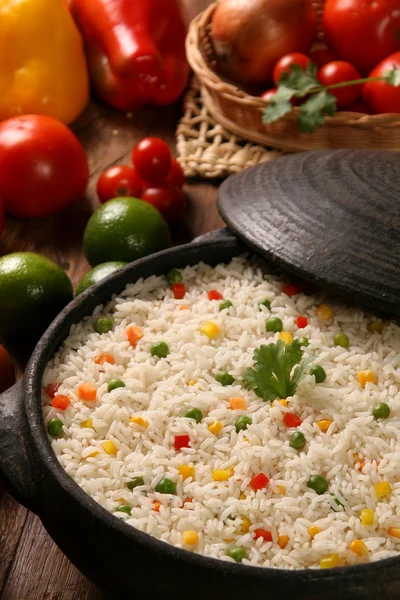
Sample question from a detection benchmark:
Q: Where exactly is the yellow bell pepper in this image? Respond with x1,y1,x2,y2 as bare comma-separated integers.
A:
0,0,88,124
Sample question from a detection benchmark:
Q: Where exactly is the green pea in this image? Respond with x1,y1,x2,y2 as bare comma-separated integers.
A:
167,269,182,285
155,478,176,494
94,317,113,334
215,372,234,386
334,333,349,348
227,546,247,563
185,407,203,423
266,317,283,332
47,418,63,437
116,505,132,515
127,477,144,490
310,365,326,383
307,474,329,495
259,299,271,310
297,336,309,347
289,431,306,450
235,416,252,433
219,300,233,311
151,342,170,358
373,403,390,419
107,379,125,393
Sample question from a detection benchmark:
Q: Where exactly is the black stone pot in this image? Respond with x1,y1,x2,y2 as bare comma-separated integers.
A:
1,230,399,600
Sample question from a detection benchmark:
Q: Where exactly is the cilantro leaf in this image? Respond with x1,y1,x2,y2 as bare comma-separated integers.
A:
243,340,310,402
297,91,337,134
385,67,400,87
262,86,295,124
279,63,321,97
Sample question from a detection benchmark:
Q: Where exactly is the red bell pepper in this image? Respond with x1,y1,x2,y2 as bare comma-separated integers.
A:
70,0,189,111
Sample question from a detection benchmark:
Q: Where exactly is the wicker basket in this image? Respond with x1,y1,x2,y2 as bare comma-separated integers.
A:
186,2,400,152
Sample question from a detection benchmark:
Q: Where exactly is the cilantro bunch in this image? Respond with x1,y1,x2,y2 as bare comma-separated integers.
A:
262,63,400,134
243,339,311,402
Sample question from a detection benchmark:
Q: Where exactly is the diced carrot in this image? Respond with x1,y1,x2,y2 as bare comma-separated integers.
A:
126,326,144,346
95,353,115,365
182,497,193,506
77,383,97,401
51,395,70,410
152,501,161,512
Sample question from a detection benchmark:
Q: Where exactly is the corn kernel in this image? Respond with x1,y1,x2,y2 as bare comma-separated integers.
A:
188,380,196,386
243,436,249,443
179,465,195,481
357,370,375,387
80,419,93,429
279,331,293,345
130,416,148,429
87,451,99,458
349,539,369,557
353,452,360,463
317,419,333,432
317,304,333,320
308,525,321,538
320,554,340,569
368,321,384,334
279,399,288,407
278,535,289,549
388,527,400,538
208,421,223,435
229,397,247,410
239,493,246,500
375,481,392,498
224,538,234,543
277,485,286,495
182,530,199,545
179,305,189,311
200,322,219,338
241,517,251,533
102,441,117,455
212,469,232,481
361,509,374,526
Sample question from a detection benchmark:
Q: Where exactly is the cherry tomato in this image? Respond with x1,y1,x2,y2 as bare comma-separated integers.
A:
141,185,187,224
96,165,143,203
0,345,15,393
165,159,185,189
0,115,88,218
0,194,4,240
323,0,400,75
132,137,172,185
273,53,313,86
318,61,362,109
363,52,400,114
260,88,278,103
309,47,337,69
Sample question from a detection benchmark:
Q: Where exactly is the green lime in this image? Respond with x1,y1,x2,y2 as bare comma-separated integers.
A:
75,261,127,296
0,252,73,340
83,197,170,266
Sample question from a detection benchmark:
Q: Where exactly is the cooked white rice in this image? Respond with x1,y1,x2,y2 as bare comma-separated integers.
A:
42,255,400,569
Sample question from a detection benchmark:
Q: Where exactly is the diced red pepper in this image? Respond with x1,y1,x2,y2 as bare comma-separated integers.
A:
51,395,71,410
282,283,302,297
250,473,269,491
45,383,60,398
283,413,302,428
208,289,223,301
174,434,191,451
254,528,273,542
172,283,186,299
296,316,308,329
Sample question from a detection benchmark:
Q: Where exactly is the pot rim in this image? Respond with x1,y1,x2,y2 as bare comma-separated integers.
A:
22,236,400,582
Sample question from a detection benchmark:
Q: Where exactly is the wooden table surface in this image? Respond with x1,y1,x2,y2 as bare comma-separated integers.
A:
0,1,219,597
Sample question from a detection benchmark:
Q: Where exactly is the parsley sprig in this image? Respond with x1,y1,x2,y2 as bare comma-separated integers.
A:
243,339,311,402
262,63,400,134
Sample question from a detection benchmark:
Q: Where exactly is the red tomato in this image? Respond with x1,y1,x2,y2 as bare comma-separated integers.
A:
141,185,187,224
132,137,172,185
172,283,186,299
318,61,362,109
363,52,400,114
309,46,337,69
260,88,278,103
165,159,185,189
0,345,15,393
296,316,308,329
273,53,313,86
323,0,400,75
0,115,88,218
250,473,269,491
0,194,4,240
96,165,143,203
208,290,223,301
283,413,302,428
254,528,273,542
174,434,191,451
